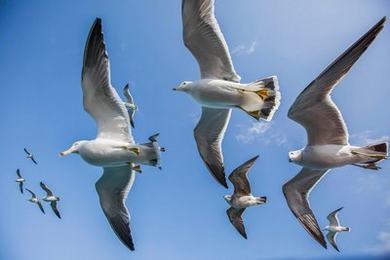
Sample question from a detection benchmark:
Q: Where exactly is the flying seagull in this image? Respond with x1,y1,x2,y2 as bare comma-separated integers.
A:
283,17,387,249
40,182,61,219
60,18,165,251
15,169,25,194
26,188,45,214
175,0,281,188
224,155,266,239
24,148,37,165
323,207,350,252
123,84,137,128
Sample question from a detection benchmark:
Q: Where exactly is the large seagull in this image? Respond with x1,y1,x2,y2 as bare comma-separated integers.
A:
60,18,165,251
283,17,387,249
175,0,281,188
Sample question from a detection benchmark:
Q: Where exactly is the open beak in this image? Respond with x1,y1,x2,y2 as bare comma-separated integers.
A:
60,147,76,156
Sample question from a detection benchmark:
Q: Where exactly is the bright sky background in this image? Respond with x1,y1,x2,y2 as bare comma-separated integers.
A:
1,0,389,259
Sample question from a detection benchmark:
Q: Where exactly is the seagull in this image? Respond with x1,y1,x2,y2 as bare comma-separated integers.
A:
224,155,266,239
24,148,37,165
123,83,137,128
60,18,164,251
26,188,45,214
283,17,386,249
15,169,25,194
175,0,281,188
323,207,350,252
40,182,61,219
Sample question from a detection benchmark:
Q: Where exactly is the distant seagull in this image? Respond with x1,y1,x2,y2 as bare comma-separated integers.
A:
24,148,37,165
174,0,281,188
40,182,61,219
323,207,350,252
224,155,266,239
123,83,137,128
15,169,25,194
26,188,45,214
60,18,165,251
283,17,387,249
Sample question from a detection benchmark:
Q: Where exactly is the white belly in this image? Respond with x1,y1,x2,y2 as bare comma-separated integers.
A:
301,145,356,169
231,195,258,208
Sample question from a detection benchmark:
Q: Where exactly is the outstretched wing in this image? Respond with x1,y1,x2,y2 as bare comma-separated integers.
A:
327,231,340,252
228,155,259,196
51,201,61,219
182,0,240,81
23,148,31,156
16,169,22,178
37,201,45,214
40,182,54,197
283,168,329,248
288,17,385,145
226,207,247,239
31,157,38,165
82,18,133,143
194,107,231,188
96,165,136,251
19,182,24,194
25,188,36,199
327,207,343,227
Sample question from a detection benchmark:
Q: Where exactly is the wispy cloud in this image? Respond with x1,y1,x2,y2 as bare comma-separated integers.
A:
350,130,389,145
231,40,257,56
365,220,390,255
235,121,287,146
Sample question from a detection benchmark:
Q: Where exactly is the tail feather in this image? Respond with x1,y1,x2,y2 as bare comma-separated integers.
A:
353,142,388,162
344,227,351,232
240,76,281,121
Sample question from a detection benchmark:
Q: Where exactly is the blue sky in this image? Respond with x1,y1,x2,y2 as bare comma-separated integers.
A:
0,0,389,259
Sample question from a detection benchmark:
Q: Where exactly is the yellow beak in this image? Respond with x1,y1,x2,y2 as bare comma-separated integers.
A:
60,147,76,156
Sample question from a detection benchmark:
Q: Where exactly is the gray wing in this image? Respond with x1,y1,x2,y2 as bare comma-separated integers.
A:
26,188,37,199
182,0,240,81
40,182,54,197
327,207,343,226
327,231,340,252
226,207,247,239
282,168,329,248
16,169,22,178
82,18,133,143
96,165,136,251
194,107,231,188
228,155,259,196
51,201,61,219
288,17,385,145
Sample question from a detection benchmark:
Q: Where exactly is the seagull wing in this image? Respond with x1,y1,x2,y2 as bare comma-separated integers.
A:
182,0,240,81
228,155,259,196
51,201,61,219
26,188,36,199
40,182,54,197
226,207,247,239
16,169,22,178
82,18,133,143
37,201,45,214
283,168,329,248
327,231,340,252
327,207,343,226
194,107,231,188
31,157,38,165
23,148,31,156
288,17,385,145
123,84,135,104
96,165,136,251
19,182,24,194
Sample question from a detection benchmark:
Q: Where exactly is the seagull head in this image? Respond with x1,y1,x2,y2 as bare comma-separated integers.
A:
173,81,192,92
60,141,83,156
288,150,303,164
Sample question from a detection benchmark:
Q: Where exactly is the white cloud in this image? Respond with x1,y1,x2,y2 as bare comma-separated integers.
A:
235,121,287,146
350,130,389,146
231,40,257,56
365,220,390,255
